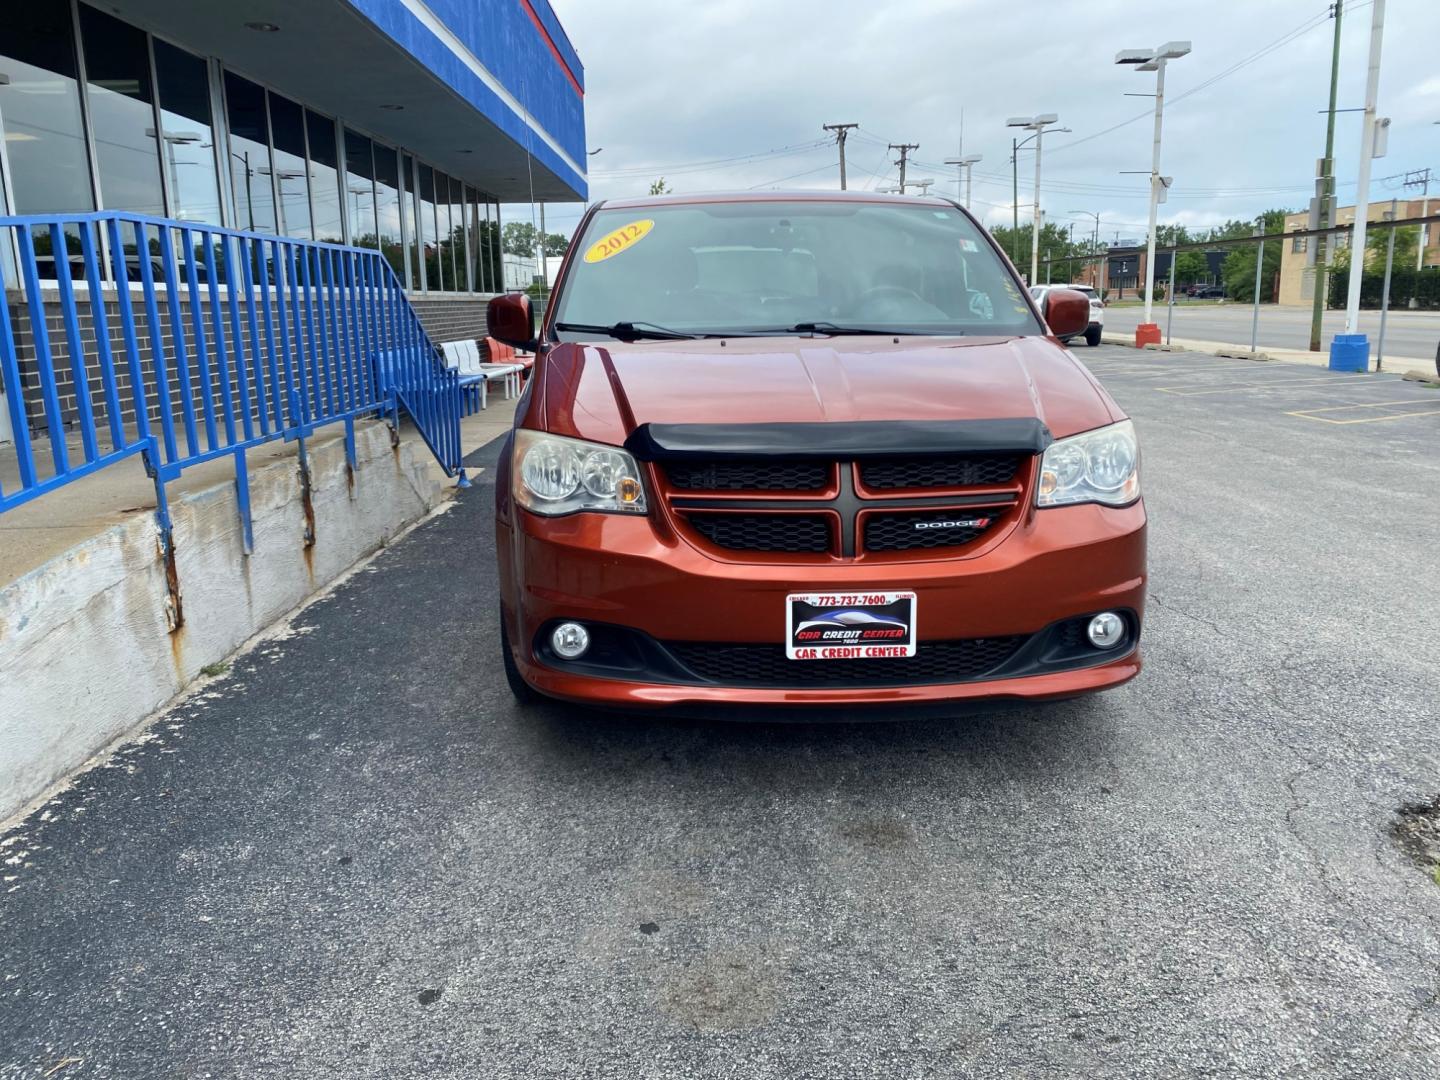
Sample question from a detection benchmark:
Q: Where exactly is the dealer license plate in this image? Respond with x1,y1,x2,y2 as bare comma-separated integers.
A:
786,592,917,660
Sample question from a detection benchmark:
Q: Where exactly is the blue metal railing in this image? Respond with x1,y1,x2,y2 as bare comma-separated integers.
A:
0,212,465,587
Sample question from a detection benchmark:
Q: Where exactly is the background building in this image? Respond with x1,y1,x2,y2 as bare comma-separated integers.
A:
0,0,586,333
1278,199,1438,306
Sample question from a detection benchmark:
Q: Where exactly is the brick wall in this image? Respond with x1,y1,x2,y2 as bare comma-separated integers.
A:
407,294,492,346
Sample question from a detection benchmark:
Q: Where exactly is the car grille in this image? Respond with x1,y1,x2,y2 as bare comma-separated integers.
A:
686,512,833,553
863,509,998,552
667,454,1030,560
665,637,1025,687
666,460,829,491
859,454,1021,490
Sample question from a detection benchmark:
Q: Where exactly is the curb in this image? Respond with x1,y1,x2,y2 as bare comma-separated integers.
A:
1098,334,1270,362
1400,369,1440,388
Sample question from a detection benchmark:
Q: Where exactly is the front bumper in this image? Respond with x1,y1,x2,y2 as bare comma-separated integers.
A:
499,499,1146,710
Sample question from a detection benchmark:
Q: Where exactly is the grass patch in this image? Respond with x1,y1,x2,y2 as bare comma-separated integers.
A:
1391,795,1440,884
199,661,229,678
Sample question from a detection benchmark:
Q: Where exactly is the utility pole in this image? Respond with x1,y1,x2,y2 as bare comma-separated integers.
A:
1007,114,1059,287
889,143,918,194
1309,0,1343,352
823,123,858,190
1334,0,1386,372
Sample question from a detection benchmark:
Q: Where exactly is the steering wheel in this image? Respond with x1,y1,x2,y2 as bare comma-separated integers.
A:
857,284,925,306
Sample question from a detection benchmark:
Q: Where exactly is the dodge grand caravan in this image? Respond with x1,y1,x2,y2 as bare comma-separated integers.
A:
487,192,1145,714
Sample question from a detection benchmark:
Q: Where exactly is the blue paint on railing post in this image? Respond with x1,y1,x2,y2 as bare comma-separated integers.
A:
80,221,128,450
156,225,201,457
104,217,154,446
48,223,101,464
132,220,180,464
0,243,38,490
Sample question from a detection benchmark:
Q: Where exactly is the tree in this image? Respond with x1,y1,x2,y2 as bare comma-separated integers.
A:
989,220,1086,283
502,221,539,257
1173,251,1209,284
649,177,672,196
503,221,568,258
1219,209,1292,302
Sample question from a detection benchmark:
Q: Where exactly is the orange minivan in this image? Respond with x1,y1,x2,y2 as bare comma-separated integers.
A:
488,192,1145,716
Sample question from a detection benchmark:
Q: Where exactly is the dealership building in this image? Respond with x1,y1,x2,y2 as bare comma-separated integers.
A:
0,0,586,317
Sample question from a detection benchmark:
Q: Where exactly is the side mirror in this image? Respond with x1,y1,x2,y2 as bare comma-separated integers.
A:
1043,288,1090,339
487,292,537,350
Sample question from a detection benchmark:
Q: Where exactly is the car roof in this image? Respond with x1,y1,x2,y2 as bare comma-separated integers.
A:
595,190,959,211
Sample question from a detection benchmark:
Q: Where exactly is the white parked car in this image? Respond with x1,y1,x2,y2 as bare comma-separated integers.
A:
1030,284,1104,347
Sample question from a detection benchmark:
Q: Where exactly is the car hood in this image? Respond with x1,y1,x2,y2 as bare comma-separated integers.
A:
533,335,1122,447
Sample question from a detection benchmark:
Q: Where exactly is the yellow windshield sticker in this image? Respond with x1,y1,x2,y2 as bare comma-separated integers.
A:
583,219,654,264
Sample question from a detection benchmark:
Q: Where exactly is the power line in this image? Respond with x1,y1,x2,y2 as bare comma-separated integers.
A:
589,139,831,178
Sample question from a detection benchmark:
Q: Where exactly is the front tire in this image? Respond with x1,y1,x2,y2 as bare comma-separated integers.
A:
1085,326,1103,347
501,618,541,706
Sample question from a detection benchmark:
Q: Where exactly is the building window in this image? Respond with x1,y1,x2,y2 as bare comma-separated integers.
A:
268,93,311,239
343,128,377,248
417,164,441,290
400,153,419,289
373,144,403,279
152,39,222,224
489,201,503,291
306,110,342,244
78,5,164,216
223,72,275,233
0,1,95,215
1291,232,1307,254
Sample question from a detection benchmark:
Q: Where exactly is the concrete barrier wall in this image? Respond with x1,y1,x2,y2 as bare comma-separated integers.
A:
0,421,443,821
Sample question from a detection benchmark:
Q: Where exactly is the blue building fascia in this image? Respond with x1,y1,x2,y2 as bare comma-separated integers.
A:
344,0,588,201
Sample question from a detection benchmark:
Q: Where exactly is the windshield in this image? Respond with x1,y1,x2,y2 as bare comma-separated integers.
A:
550,200,1043,342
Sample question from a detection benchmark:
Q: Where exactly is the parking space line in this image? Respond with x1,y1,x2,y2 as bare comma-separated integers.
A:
1157,376,1364,396
1286,400,1440,424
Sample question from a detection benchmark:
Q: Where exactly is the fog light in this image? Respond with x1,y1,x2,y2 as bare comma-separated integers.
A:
1086,612,1125,649
550,622,590,660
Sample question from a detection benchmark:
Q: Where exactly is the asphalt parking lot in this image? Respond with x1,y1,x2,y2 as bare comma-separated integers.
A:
3,345,1439,1078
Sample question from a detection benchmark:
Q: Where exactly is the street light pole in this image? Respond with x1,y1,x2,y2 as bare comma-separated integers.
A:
945,154,981,212
1332,0,1387,372
1117,41,1190,347
1006,114,1059,286
1069,209,1102,289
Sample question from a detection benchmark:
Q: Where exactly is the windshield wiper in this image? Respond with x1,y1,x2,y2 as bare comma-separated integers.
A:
553,320,702,341
759,322,936,337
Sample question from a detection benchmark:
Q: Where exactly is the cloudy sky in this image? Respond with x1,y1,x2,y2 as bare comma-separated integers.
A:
526,0,1438,244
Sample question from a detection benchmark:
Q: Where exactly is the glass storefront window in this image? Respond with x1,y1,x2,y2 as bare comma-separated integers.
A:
401,153,419,289
306,110,343,244
79,5,164,216
268,93,311,239
447,175,466,291
490,201,503,292
344,128,377,248
0,2,94,215
152,39,221,224
418,164,441,291
374,145,403,279
223,72,275,233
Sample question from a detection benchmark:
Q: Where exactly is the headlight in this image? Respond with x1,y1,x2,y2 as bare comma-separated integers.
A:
513,429,647,515
1037,420,1140,508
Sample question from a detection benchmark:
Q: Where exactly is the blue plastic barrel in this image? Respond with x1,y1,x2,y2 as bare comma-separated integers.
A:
1328,334,1369,373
